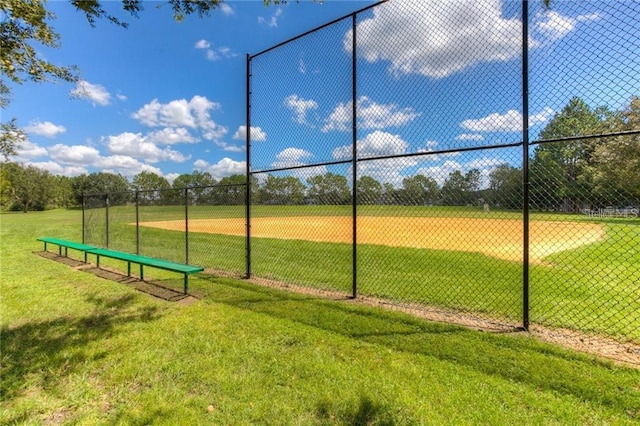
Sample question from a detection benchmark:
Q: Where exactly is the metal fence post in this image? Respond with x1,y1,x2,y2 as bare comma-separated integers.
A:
185,187,189,265
105,194,110,249
351,13,358,299
135,191,140,255
246,53,252,279
82,194,86,244
521,0,530,331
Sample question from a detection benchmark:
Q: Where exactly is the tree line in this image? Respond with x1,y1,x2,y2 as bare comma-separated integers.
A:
1,96,638,212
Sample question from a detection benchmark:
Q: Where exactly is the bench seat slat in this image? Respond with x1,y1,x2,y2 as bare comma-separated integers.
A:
88,248,204,274
37,237,96,252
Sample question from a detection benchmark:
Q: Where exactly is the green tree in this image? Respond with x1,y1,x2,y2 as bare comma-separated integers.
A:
1,162,54,212
0,118,25,161
172,170,217,204
306,173,350,205
215,174,247,205
261,174,305,205
397,174,439,206
441,169,480,206
52,175,74,208
591,96,640,201
530,97,606,212
71,172,131,205
488,164,522,210
133,171,170,204
356,175,382,205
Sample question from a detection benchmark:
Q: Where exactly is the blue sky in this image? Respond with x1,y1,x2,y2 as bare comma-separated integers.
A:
6,0,639,186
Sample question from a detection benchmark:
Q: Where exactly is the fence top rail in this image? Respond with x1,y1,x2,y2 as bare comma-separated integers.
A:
249,0,388,59
82,182,249,198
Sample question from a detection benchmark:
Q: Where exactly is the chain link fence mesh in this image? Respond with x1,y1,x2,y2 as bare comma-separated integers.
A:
80,0,639,355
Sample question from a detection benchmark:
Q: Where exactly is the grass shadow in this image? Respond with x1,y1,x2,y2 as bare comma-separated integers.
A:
199,276,640,419
0,294,162,401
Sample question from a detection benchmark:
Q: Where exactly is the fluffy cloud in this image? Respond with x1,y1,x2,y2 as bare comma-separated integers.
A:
333,130,409,160
533,10,600,43
104,132,189,163
271,147,314,169
219,3,234,16
455,134,485,141
284,95,318,125
49,144,102,164
194,39,236,61
146,127,197,145
24,120,66,138
345,1,597,80
193,157,246,179
460,107,554,132
27,161,87,177
258,8,282,28
232,125,266,142
346,0,522,79
70,80,112,106
16,140,48,159
323,96,420,132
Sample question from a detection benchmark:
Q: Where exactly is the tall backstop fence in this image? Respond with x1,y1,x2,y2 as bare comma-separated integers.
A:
85,0,639,346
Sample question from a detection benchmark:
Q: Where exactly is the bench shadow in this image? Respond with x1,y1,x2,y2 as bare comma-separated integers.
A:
37,251,195,303
0,294,162,403
200,276,640,420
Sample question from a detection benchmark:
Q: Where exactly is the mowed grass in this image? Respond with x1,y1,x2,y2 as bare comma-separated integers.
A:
2,209,640,424
89,204,640,341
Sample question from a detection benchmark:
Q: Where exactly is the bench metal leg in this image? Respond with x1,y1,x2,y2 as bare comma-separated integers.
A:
127,262,131,277
184,274,188,294
140,264,144,280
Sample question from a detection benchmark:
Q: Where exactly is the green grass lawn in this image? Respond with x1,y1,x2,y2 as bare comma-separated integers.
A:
2,209,640,424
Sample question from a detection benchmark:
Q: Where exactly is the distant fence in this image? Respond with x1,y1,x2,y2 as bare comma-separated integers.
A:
85,0,639,345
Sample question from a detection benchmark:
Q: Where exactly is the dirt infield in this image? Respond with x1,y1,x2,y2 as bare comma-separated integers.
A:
139,216,604,263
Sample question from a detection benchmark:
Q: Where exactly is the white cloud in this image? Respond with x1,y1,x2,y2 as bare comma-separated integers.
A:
95,156,163,177
16,140,48,159
455,134,485,141
213,140,244,153
165,173,181,184
116,93,128,101
460,107,554,132
258,8,282,28
27,161,87,177
284,95,318,125
219,3,234,16
24,120,66,138
323,96,420,132
194,39,237,61
346,0,522,79
132,96,227,141
233,125,266,142
49,144,102,164
70,80,112,106
194,39,211,49
104,132,190,163
271,147,313,169
333,130,409,160
146,127,198,145
534,10,600,43
194,157,246,179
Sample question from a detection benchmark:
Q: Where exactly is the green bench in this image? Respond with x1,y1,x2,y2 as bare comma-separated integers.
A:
89,248,204,294
37,237,96,263
37,238,204,294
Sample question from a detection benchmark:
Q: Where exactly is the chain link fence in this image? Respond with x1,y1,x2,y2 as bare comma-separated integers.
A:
82,0,638,351
246,0,640,347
